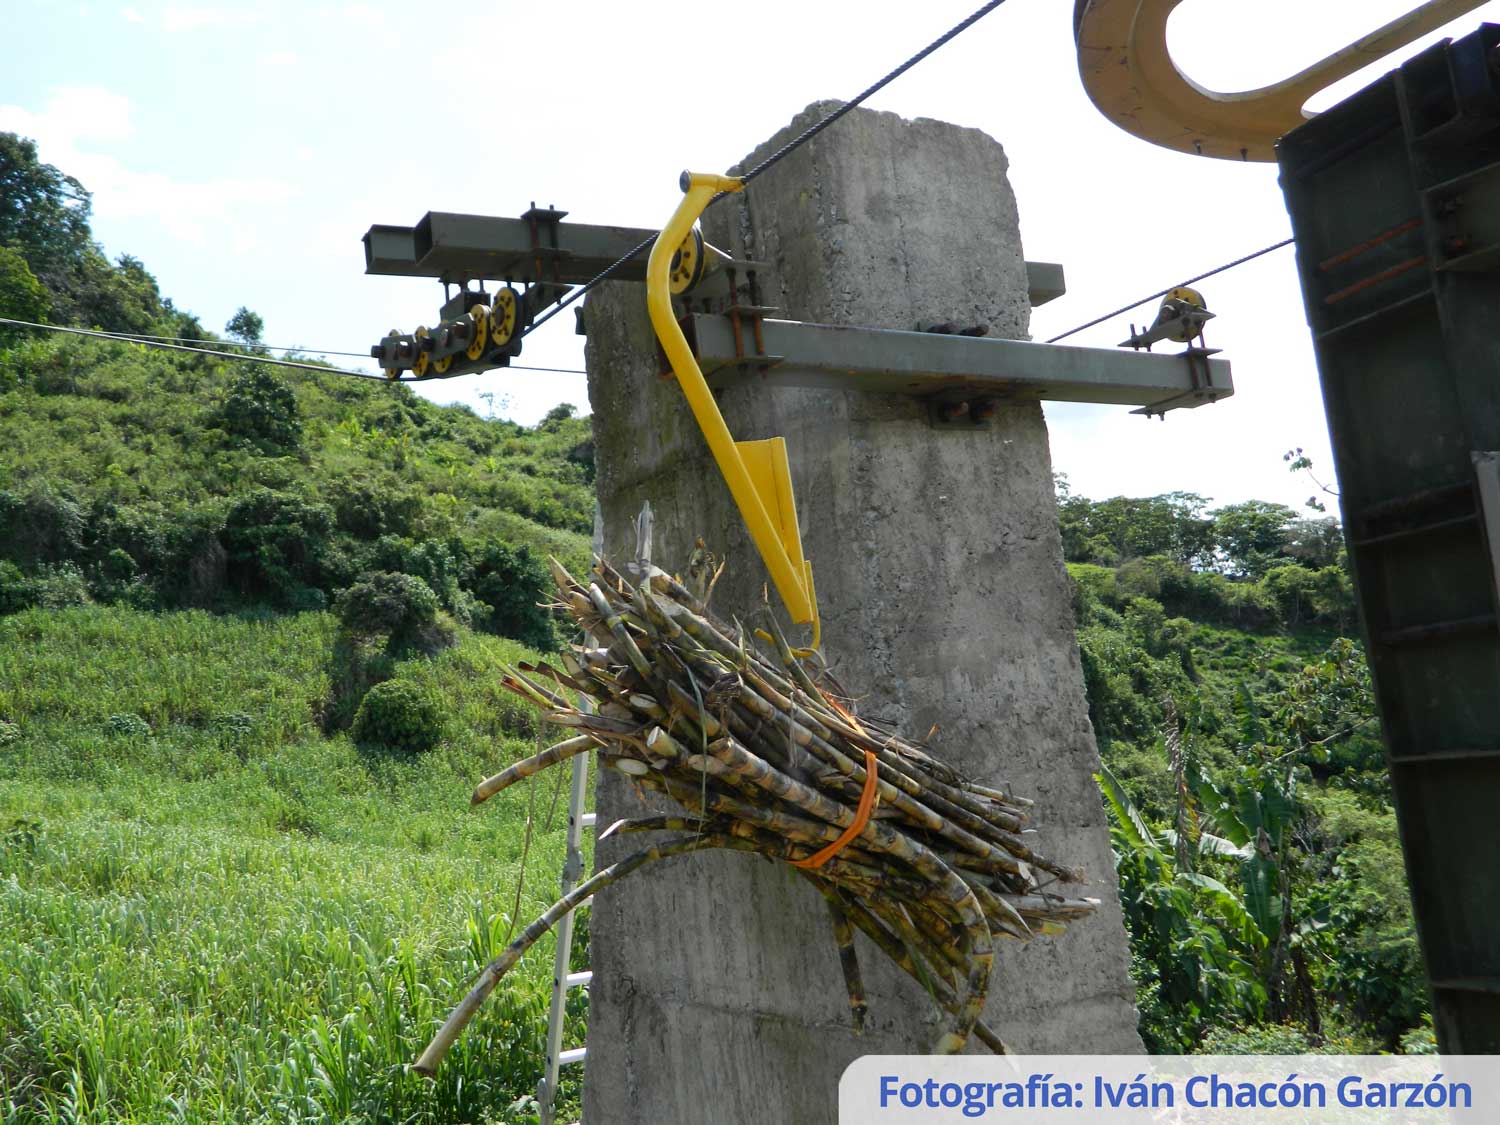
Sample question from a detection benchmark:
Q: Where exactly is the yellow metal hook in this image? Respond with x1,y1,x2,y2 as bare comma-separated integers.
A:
1075,0,1488,161
645,171,821,648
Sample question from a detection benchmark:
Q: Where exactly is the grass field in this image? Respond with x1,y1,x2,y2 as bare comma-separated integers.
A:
0,606,583,1124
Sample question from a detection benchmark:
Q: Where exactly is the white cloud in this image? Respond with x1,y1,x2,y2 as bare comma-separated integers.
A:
161,6,262,33
121,6,144,21
0,87,297,246
260,50,299,67
0,85,135,146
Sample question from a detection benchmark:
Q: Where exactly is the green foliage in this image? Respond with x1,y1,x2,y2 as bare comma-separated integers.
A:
1212,500,1301,578
0,330,591,637
103,712,152,738
0,244,49,348
0,485,86,568
215,366,302,454
1055,482,1353,630
353,678,445,753
0,560,30,613
0,606,584,1122
335,570,452,658
1302,787,1428,1043
1091,598,1424,1052
225,305,264,346
27,562,91,609
1400,1017,1438,1055
220,488,337,605
1057,481,1213,567
0,133,91,274
468,539,557,651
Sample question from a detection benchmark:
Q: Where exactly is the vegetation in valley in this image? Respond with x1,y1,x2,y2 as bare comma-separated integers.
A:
1056,479,1424,1055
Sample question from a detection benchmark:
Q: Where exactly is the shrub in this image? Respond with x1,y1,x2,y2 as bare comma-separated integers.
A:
104,713,152,738
216,367,301,454
0,560,31,613
352,679,444,752
30,562,90,609
0,484,86,567
0,244,50,347
1400,1017,1438,1055
335,571,443,651
0,720,20,746
220,488,334,604
469,539,556,650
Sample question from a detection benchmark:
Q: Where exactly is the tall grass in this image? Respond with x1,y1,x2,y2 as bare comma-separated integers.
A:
0,607,586,1124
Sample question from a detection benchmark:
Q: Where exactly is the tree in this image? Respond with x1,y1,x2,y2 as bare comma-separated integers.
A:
217,367,301,454
1212,500,1298,577
1284,447,1340,513
0,134,169,334
0,244,49,344
1055,486,1215,567
539,402,577,430
225,306,264,347
0,133,92,273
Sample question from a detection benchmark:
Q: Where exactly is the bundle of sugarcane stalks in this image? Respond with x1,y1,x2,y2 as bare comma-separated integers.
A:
413,555,1098,1074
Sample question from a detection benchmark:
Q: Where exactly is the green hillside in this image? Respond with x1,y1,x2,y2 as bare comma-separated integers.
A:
0,132,1432,1122
0,608,590,1124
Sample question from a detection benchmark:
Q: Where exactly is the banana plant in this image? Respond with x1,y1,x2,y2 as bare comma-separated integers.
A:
1097,763,1266,1048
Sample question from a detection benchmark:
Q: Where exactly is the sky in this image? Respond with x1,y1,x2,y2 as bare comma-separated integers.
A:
3,0,1496,513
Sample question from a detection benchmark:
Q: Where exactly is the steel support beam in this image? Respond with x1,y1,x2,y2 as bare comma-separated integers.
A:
365,213,1068,308
1278,22,1500,1054
682,313,1232,413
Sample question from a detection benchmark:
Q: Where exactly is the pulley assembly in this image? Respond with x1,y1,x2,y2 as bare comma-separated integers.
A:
367,202,719,381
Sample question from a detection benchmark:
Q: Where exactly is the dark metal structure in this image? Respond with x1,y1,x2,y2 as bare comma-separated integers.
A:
364,210,1068,308
1278,23,1500,1053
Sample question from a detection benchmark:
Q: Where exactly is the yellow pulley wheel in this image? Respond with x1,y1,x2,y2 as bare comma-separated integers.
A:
1166,286,1206,310
466,303,490,361
431,349,453,376
488,287,519,348
668,227,705,295
382,329,403,380
411,326,431,378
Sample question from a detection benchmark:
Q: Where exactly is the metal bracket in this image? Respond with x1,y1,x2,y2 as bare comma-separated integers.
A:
1131,345,1227,418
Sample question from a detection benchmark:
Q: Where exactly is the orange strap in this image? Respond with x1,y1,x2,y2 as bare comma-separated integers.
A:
792,749,878,870
792,695,879,870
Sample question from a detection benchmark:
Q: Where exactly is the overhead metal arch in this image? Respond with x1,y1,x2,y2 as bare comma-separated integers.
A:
1074,0,1488,160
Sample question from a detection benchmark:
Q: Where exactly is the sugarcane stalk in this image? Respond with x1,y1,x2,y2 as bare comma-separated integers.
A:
471,735,596,805
414,834,719,1076
425,554,1093,1071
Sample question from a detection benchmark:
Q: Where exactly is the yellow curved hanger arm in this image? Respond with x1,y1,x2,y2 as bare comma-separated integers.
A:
645,172,820,642
1075,0,1488,161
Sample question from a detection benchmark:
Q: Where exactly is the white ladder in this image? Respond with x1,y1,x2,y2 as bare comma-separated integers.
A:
538,502,649,1125
536,744,594,1125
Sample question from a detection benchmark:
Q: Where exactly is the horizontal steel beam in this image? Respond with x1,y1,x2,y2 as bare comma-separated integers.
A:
365,213,655,285
685,314,1232,412
365,212,1068,307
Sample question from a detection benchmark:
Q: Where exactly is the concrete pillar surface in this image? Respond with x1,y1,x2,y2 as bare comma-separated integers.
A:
582,102,1140,1125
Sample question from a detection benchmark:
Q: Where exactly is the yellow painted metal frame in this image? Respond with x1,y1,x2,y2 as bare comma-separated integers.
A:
645,172,819,643
1076,0,1488,161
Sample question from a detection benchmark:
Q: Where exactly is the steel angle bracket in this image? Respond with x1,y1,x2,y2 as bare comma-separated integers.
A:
1131,344,1225,419
646,171,820,643
1074,0,1488,161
